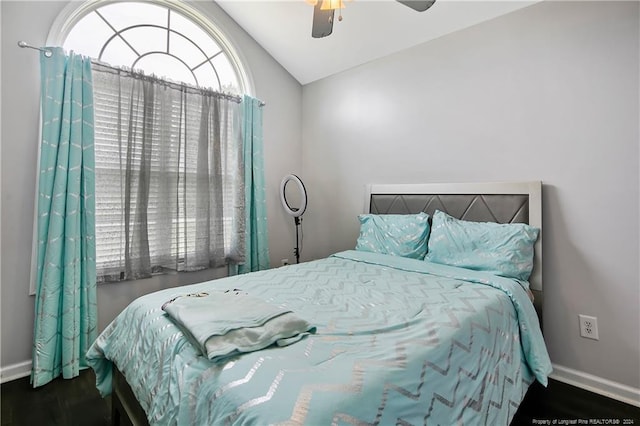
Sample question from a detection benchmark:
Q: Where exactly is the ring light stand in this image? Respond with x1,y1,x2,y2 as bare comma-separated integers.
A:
280,174,307,264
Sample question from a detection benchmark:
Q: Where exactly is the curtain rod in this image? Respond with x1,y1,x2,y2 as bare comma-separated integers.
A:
17,40,266,107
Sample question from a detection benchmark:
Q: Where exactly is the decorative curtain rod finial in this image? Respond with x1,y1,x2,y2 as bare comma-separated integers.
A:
17,40,52,58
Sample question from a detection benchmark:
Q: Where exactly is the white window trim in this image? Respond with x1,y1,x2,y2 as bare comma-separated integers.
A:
46,0,255,95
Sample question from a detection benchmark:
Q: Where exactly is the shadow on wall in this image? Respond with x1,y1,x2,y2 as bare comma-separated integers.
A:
541,184,634,377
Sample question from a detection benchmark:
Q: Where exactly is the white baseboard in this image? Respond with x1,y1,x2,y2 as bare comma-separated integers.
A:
0,360,32,384
550,363,640,407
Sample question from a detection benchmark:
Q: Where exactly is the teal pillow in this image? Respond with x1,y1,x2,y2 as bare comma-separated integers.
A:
355,213,430,260
425,210,539,281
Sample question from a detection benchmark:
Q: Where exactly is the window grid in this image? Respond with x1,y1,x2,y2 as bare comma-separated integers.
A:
64,2,239,93
61,1,248,281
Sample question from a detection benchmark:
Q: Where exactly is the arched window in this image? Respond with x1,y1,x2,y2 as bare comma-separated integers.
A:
49,0,252,94
43,0,256,282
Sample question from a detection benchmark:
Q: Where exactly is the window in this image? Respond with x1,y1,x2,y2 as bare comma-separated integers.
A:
62,1,248,94
57,1,252,281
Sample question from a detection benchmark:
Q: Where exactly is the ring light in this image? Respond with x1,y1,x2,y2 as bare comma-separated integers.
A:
280,174,307,218
280,174,307,264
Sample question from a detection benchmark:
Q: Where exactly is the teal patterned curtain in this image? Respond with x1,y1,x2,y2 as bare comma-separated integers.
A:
31,48,97,387
238,95,270,273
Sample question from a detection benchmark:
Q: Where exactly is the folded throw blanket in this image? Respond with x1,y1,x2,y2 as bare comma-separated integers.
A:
162,290,316,361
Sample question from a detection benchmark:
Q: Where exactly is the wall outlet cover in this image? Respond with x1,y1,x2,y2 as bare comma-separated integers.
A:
579,314,599,340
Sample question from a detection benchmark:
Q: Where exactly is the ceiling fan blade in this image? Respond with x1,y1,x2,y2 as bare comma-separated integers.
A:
396,0,436,12
312,3,334,38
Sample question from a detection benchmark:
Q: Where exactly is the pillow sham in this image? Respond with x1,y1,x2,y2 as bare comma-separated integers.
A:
355,213,430,260
425,210,539,281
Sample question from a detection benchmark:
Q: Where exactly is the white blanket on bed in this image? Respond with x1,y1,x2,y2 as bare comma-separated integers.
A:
161,290,315,361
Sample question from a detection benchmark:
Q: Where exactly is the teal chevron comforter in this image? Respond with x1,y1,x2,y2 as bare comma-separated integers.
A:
86,250,552,425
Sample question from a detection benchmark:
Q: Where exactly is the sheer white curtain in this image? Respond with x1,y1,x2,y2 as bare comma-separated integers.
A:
91,63,245,282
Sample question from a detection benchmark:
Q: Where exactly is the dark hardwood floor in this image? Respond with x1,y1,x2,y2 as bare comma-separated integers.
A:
1,369,639,425
514,380,640,425
1,370,110,426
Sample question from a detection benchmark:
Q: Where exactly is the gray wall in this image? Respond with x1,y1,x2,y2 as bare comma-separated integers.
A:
301,1,639,388
0,0,302,369
2,0,639,394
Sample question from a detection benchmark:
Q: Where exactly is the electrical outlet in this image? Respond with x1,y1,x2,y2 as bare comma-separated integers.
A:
579,314,599,340
281,259,289,266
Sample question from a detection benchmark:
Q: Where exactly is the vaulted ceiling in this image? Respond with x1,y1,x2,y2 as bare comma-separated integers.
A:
217,0,538,85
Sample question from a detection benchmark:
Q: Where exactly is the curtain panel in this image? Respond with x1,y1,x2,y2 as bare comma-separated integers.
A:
31,48,98,387
90,64,245,282
238,95,270,273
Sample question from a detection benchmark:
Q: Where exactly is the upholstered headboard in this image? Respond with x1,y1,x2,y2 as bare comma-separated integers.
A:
364,182,543,318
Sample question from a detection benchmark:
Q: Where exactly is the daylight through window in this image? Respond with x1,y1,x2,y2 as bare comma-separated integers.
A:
64,1,242,93
59,1,250,281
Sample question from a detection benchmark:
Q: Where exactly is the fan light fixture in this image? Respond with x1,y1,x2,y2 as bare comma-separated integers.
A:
280,174,308,264
306,0,350,10
309,0,436,38
307,0,350,26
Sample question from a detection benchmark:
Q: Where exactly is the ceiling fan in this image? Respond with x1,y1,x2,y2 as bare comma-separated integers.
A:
311,0,436,38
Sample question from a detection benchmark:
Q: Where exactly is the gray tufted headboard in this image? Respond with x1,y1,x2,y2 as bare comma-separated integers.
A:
364,182,543,319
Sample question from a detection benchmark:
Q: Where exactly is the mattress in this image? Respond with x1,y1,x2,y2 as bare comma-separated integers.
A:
86,250,552,425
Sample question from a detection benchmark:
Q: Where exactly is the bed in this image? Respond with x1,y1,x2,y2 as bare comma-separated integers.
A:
86,181,552,426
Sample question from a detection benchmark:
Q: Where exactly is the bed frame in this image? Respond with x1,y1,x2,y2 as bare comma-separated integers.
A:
111,366,149,426
111,180,543,426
